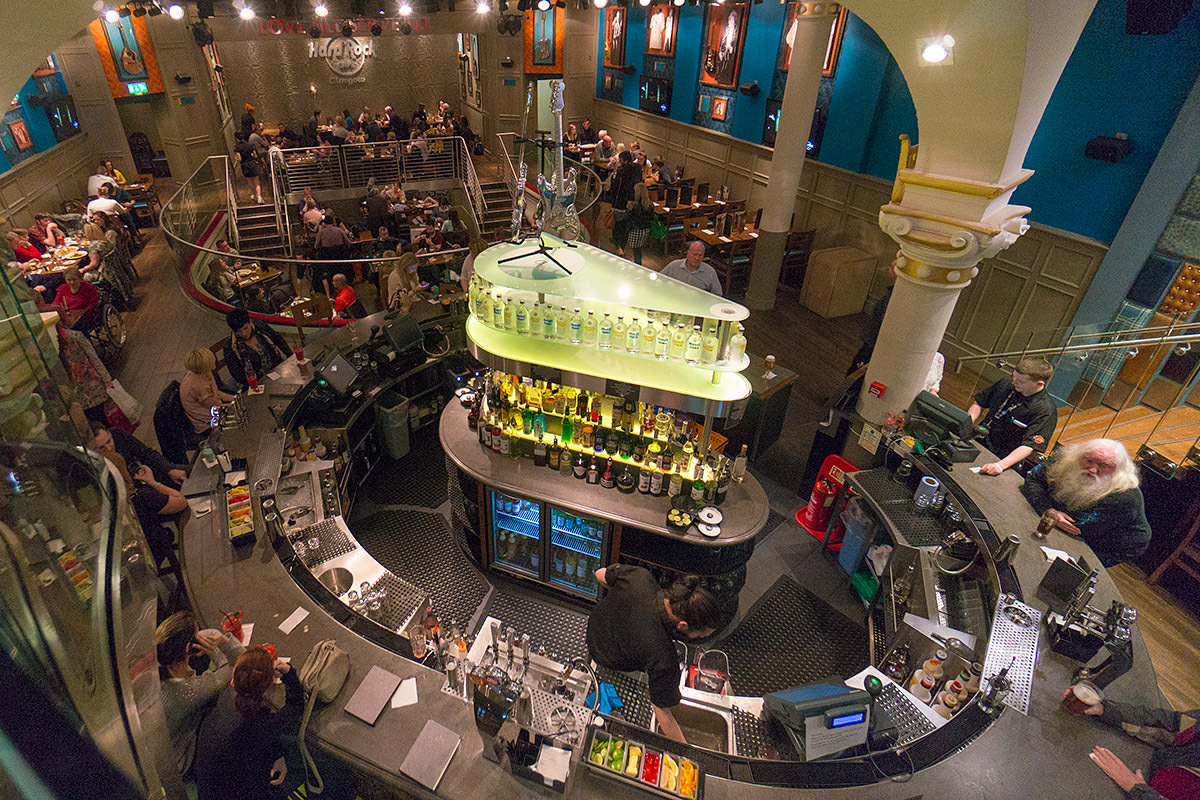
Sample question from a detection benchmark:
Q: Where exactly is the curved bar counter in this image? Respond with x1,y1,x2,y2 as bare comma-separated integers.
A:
180,340,1163,799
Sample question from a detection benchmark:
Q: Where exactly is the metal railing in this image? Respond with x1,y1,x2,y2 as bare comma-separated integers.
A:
495,132,605,228
225,156,239,251
955,320,1200,368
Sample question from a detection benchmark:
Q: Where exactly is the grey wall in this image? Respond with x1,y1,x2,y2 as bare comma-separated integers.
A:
210,27,462,131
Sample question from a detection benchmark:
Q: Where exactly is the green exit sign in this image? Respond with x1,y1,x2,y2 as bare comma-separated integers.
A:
126,82,148,95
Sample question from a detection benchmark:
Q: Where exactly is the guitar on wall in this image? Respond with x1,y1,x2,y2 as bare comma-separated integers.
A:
114,21,145,76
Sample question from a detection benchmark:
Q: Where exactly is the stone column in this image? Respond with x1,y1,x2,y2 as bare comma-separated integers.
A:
857,151,1034,424
744,3,838,311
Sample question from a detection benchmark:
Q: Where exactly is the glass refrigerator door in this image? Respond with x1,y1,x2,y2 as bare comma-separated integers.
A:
490,489,542,579
548,507,606,598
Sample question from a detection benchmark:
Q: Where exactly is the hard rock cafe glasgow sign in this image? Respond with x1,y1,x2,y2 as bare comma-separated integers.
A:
309,37,374,82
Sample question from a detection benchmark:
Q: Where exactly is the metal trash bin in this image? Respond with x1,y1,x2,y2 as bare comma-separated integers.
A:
378,389,411,459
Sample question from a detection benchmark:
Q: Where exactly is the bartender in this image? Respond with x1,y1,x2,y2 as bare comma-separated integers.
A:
586,565,720,744
967,356,1057,475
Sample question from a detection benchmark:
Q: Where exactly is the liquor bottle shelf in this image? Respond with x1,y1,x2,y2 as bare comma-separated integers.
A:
496,515,540,540
494,502,541,527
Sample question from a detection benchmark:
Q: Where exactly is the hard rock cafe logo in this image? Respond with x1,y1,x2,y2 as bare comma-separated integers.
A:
308,37,374,77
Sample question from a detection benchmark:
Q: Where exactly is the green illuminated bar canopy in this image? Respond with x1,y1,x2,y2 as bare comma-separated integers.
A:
469,237,752,407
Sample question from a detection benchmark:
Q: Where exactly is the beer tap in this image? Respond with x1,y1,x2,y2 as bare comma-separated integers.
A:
489,621,502,667
504,627,516,672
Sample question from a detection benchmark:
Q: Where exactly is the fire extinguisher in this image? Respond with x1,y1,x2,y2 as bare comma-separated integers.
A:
801,477,837,529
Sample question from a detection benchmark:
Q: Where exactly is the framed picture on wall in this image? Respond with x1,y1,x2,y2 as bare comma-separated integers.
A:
699,94,711,114
604,72,613,89
711,97,728,121
645,5,678,57
778,4,849,75
700,3,749,89
88,15,164,99
525,7,564,72
9,120,32,150
603,7,627,69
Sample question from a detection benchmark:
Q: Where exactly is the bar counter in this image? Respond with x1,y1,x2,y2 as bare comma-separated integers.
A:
178,379,1166,799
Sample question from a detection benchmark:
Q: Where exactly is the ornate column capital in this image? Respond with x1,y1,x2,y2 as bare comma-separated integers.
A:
796,2,842,18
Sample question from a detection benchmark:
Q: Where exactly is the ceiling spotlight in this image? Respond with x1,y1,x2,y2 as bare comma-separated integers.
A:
167,2,184,16
476,0,489,11
638,0,649,5
239,4,256,19
919,34,955,65
672,0,683,5
593,0,607,7
315,2,327,14
399,1,411,13
537,0,549,9
104,8,120,22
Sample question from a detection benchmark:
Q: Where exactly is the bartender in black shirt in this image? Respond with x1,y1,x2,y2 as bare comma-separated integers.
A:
968,356,1057,475
587,565,721,744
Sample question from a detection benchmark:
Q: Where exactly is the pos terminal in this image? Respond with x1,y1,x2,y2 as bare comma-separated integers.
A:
764,678,893,760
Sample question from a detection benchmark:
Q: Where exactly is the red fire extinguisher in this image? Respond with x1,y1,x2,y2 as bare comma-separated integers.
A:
801,477,838,529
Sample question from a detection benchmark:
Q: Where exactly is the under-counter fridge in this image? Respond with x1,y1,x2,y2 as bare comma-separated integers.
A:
486,489,609,600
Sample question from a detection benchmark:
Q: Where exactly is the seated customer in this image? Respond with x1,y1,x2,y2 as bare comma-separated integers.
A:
131,461,189,563
224,308,290,389
193,647,303,800
7,230,42,263
968,356,1057,475
180,347,234,435
29,213,64,251
157,612,245,778
51,268,101,329
91,422,187,487
331,273,363,318
1019,438,1151,567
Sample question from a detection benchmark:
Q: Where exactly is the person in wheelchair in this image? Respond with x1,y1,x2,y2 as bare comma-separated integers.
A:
52,268,101,330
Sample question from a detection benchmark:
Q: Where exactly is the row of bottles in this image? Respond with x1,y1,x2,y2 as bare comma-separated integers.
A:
495,526,601,583
888,647,984,720
467,277,747,367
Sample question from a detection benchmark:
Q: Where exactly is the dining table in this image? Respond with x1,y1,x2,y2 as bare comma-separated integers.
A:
26,238,90,275
688,224,759,247
233,262,283,291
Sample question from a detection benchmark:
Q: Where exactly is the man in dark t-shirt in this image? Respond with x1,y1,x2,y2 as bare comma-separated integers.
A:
968,356,1058,475
586,565,720,744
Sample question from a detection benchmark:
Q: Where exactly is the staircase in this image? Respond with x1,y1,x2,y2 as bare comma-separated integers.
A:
1052,403,1200,466
478,179,515,238
234,203,286,259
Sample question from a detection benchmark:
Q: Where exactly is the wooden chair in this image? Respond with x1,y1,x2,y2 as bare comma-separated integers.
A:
713,238,755,298
661,207,690,256
779,229,816,288
723,199,746,215
289,294,335,352
1148,496,1200,587
684,217,708,239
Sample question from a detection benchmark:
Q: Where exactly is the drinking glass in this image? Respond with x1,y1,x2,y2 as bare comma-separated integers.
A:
410,624,428,658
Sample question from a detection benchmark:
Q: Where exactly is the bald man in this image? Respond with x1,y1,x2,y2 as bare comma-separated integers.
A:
1019,438,1151,567
661,241,723,296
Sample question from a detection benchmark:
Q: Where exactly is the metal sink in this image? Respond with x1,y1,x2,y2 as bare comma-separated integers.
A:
651,699,733,754
316,566,353,595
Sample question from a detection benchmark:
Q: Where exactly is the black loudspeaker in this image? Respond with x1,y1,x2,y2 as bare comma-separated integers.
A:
191,21,214,47
196,0,215,18
1085,135,1134,163
739,81,760,97
1126,0,1192,34
621,64,637,75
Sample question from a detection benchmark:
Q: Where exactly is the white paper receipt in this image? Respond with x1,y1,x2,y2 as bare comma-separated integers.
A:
391,677,418,708
279,607,310,634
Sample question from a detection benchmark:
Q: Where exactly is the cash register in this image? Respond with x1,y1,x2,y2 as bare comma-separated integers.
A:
764,676,896,760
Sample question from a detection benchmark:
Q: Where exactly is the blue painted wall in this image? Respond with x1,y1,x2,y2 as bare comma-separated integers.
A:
1,73,79,175
1013,0,1200,243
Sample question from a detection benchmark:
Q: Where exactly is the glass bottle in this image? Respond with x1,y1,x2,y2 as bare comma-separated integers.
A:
515,299,529,334
573,451,587,479
547,438,561,470
542,304,556,339
702,316,719,341
492,292,505,329
598,312,613,350
668,470,683,498
727,323,747,363
561,414,573,444
685,325,703,365
479,287,493,324
533,435,547,466
582,310,598,346
504,297,517,331
626,317,642,355
643,320,657,358
612,315,627,351
553,305,567,340
700,326,719,366
655,322,672,361
600,458,614,489
529,302,541,337
670,322,688,361
570,307,583,344
559,443,574,476
731,444,748,483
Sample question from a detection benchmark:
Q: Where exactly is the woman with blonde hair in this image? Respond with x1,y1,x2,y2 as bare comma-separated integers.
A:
623,183,655,265
180,347,233,434
82,215,135,308
386,251,420,311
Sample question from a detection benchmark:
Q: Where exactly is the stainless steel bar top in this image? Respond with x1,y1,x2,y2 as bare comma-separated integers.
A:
439,401,770,547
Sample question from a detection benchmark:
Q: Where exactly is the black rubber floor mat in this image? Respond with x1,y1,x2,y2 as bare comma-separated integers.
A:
351,509,488,632
483,590,589,664
592,665,653,729
718,576,869,697
764,508,786,535
361,428,448,508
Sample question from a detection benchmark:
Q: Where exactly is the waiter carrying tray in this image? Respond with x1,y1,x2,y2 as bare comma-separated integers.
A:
967,356,1057,475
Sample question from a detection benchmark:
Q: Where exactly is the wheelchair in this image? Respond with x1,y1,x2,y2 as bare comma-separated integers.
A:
73,281,127,364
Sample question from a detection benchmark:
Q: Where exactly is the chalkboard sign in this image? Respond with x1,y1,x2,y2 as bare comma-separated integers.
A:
605,379,640,404
530,363,563,384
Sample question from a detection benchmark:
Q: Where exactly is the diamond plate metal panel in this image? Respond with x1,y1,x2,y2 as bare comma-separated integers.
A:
982,594,1041,715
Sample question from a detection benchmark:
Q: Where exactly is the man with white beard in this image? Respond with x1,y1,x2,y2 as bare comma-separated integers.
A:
1019,438,1151,567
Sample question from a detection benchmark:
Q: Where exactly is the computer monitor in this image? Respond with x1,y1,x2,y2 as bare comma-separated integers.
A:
317,352,359,398
906,390,975,446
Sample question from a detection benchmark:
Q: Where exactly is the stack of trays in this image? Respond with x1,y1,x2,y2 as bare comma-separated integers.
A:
585,728,701,799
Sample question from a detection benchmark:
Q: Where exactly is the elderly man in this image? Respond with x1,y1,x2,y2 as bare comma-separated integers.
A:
331,273,360,318
1019,438,1151,567
661,241,723,296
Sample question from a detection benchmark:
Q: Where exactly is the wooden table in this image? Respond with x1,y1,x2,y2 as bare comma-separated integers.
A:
689,224,759,246
652,198,730,216
234,264,282,291
25,239,89,276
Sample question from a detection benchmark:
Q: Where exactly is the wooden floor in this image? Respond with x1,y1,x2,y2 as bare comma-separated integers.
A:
1054,403,1200,466
117,216,1200,714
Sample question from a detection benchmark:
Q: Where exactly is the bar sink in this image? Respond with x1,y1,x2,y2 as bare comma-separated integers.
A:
651,699,734,754
316,567,353,595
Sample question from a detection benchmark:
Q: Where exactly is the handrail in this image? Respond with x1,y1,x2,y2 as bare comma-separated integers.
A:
455,138,486,235
225,156,238,250
494,131,604,221
268,148,292,256
954,330,1200,370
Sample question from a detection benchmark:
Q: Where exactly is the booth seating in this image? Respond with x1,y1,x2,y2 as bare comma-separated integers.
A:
800,246,877,318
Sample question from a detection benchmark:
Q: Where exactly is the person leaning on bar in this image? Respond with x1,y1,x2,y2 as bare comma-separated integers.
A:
586,565,720,744
968,355,1057,475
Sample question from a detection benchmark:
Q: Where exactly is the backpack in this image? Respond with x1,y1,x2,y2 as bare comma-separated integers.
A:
296,640,350,793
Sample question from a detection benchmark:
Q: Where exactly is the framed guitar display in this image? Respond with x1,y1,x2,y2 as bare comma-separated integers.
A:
523,6,564,74
700,3,749,89
89,15,164,99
